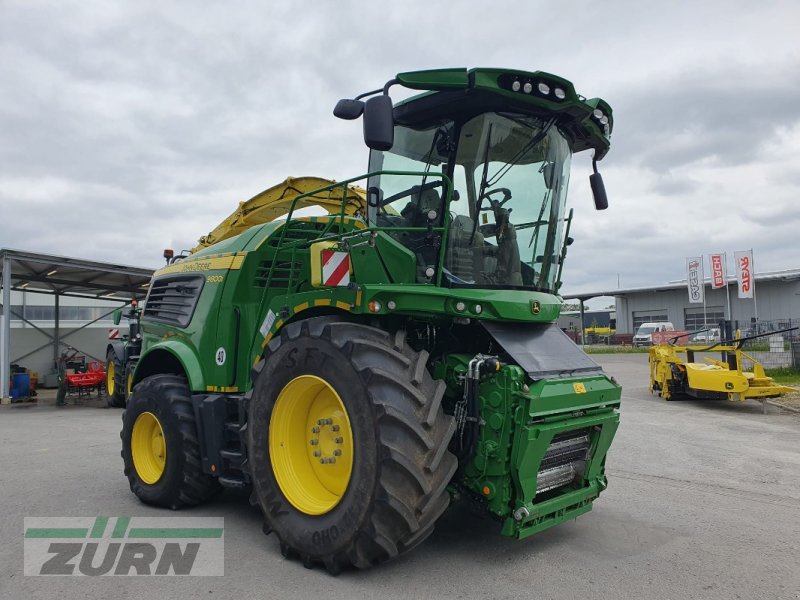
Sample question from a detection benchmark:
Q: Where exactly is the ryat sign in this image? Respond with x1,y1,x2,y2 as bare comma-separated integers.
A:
24,517,224,576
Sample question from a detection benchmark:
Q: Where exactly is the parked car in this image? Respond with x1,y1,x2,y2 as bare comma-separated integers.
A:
691,328,721,343
633,322,675,347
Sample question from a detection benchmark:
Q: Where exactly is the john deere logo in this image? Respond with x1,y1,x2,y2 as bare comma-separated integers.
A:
531,300,541,314
725,382,734,390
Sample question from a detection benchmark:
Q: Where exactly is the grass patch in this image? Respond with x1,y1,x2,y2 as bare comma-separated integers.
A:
764,368,800,386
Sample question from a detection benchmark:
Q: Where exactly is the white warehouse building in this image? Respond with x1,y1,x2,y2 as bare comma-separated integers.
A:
575,269,800,334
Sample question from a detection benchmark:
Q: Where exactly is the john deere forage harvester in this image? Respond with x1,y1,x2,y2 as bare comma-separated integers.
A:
121,68,622,573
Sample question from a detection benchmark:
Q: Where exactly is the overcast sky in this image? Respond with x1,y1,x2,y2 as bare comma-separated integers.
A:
2,0,798,306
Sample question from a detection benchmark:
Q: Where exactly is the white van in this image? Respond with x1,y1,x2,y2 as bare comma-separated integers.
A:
633,322,675,347
692,328,721,343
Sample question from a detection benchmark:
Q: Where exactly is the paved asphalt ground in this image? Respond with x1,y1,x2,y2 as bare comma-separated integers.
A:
1,354,798,599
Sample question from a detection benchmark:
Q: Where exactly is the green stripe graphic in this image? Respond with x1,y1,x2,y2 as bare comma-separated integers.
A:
90,516,109,538
25,518,223,539
111,517,130,538
128,528,224,539
24,528,88,538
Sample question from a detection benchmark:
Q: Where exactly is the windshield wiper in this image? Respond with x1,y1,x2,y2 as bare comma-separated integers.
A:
484,117,556,187
470,124,494,244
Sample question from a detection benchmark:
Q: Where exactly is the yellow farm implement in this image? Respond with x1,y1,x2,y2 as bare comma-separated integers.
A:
649,328,797,407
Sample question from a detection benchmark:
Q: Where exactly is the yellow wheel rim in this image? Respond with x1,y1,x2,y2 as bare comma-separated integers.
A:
131,412,167,484
126,371,133,397
269,375,354,515
107,362,115,396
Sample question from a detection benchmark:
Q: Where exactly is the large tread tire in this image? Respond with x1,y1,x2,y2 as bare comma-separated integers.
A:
246,317,457,573
123,360,137,405
106,349,125,408
121,374,221,509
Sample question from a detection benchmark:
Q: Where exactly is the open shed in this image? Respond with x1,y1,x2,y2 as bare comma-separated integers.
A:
1,248,154,402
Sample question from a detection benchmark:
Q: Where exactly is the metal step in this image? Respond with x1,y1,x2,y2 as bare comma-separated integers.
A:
218,476,247,489
224,421,241,434
219,449,244,468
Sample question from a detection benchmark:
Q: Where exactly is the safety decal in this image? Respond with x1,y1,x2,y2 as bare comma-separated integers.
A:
321,250,350,287
259,309,276,337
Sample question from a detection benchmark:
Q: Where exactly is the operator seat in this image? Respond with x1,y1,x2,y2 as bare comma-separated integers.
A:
446,214,496,283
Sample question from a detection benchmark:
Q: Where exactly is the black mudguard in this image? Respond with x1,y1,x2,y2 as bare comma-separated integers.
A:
481,321,604,380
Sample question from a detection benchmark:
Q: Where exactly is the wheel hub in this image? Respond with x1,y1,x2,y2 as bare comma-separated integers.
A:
131,411,166,484
107,361,115,396
269,375,354,515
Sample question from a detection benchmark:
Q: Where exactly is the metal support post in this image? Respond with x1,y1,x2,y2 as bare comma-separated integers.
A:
1,254,11,404
54,293,60,366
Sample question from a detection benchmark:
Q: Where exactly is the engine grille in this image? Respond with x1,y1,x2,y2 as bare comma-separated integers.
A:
535,429,591,494
143,275,204,328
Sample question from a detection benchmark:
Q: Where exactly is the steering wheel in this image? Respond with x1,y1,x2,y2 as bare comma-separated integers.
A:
479,187,512,210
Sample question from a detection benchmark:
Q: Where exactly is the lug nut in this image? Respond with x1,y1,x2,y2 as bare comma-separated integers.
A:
310,439,318,446
331,424,340,432
325,418,333,425
333,449,342,456
317,419,324,426
335,437,343,444
329,457,336,464
319,458,326,464
311,426,320,433
313,450,321,457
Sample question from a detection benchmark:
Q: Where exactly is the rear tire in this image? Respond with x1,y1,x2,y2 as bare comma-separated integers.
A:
106,350,125,408
124,360,136,404
246,317,457,573
121,374,220,509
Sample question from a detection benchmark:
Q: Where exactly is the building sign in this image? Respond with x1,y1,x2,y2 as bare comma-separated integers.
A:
710,253,727,289
734,250,754,299
686,257,704,304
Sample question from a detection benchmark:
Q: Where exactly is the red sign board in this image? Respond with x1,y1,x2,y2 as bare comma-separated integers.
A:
710,254,726,289
651,331,689,346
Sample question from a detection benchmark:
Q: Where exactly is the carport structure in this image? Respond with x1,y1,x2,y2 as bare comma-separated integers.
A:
0,249,154,402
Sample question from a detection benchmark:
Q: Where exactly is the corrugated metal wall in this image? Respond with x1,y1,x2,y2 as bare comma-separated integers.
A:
615,279,800,333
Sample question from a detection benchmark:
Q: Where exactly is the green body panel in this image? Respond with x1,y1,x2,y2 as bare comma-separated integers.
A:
434,355,620,538
134,339,206,391
358,284,561,322
135,67,622,542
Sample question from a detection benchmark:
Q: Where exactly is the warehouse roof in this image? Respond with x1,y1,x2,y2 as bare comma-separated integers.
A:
0,248,154,300
565,268,800,302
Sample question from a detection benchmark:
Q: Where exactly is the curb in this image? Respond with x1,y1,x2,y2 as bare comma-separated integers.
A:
766,399,800,414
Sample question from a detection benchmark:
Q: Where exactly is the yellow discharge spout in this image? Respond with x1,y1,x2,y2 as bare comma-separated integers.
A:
192,176,367,252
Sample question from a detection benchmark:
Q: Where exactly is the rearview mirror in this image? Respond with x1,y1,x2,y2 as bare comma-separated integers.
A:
363,95,394,151
333,99,365,120
112,309,122,326
589,160,608,210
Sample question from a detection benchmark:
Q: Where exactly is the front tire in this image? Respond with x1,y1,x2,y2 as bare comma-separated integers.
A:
106,350,125,408
121,374,220,509
246,317,457,573
124,360,136,404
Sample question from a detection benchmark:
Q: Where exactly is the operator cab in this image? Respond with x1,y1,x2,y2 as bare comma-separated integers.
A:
337,68,613,293
367,110,572,293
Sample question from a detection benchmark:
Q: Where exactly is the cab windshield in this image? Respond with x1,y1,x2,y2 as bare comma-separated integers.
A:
367,112,572,292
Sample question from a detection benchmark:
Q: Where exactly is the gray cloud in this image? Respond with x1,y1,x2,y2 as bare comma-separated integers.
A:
1,0,799,300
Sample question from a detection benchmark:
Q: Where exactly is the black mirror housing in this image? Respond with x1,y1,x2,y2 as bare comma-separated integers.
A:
589,171,608,210
333,99,365,120
363,95,394,151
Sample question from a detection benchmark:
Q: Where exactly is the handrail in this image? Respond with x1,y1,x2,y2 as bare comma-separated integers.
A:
264,170,453,291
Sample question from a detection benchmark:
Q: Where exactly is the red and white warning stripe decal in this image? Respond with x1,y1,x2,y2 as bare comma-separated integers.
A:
108,328,120,339
321,250,350,287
